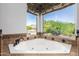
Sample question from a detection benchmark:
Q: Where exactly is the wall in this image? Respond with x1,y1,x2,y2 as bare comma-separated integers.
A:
77,4,79,30
0,3,26,34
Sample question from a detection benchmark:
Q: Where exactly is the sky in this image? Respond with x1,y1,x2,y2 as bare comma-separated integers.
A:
26,12,36,26
26,4,75,26
44,4,75,23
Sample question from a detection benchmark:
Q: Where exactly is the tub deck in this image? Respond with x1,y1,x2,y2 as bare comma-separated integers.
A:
1,36,78,56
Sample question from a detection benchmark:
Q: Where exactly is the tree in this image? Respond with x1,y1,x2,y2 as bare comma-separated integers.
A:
27,26,32,30
44,20,75,36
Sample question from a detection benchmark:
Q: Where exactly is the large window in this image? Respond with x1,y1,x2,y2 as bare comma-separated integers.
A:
26,12,36,35
44,5,75,36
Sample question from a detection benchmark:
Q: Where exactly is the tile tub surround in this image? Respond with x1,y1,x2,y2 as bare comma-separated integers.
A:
0,33,77,56
76,36,79,55
42,35,75,44
2,33,26,39
1,37,77,56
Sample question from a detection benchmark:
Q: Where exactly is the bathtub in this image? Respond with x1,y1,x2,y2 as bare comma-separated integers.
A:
8,38,72,54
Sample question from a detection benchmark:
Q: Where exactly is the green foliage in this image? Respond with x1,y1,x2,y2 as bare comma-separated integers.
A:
27,26,32,30
44,20,75,36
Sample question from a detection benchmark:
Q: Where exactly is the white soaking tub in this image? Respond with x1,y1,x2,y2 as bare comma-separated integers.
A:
8,38,72,54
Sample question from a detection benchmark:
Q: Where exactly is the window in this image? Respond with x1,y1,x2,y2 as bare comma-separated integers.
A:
26,12,36,35
44,5,75,36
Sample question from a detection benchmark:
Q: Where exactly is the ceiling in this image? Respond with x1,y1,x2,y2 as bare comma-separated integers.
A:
27,3,74,15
